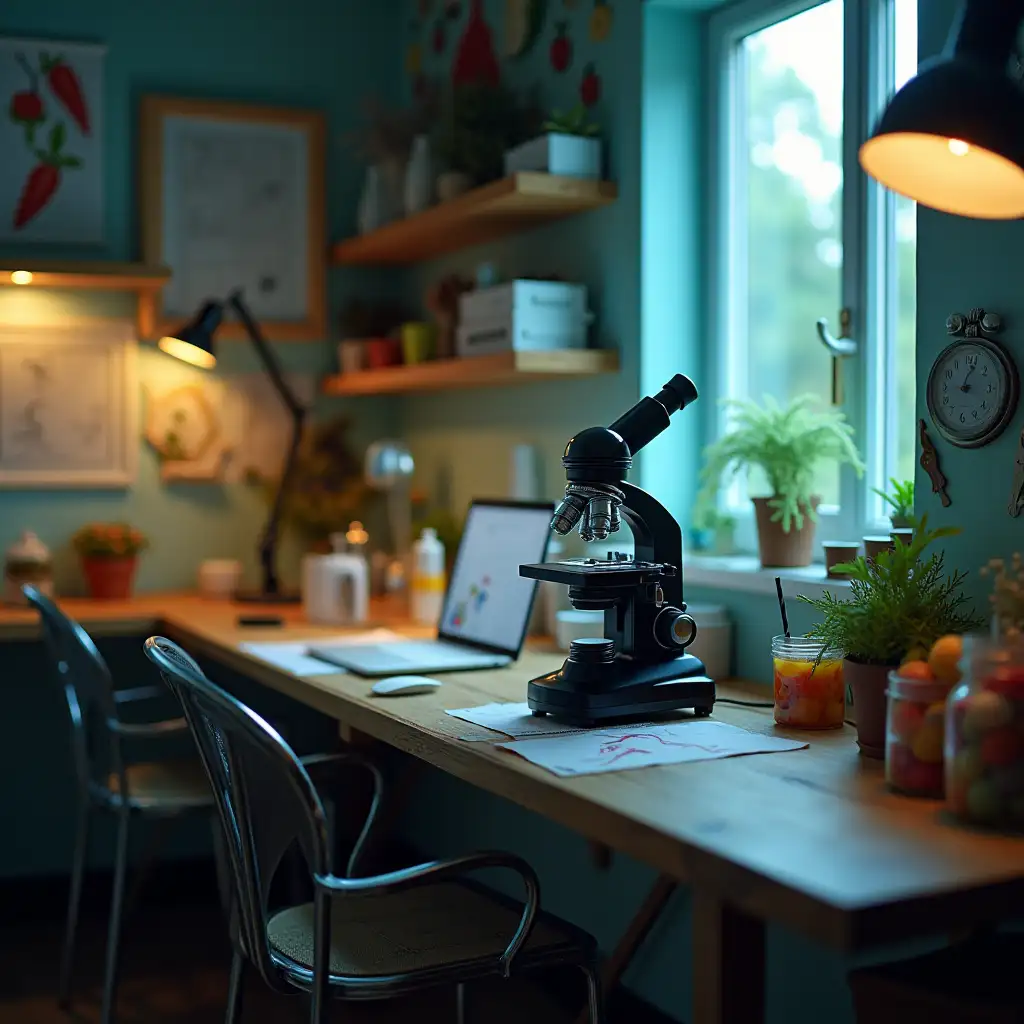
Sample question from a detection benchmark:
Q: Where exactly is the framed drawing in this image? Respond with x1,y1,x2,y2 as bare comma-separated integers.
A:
140,95,326,342
0,322,138,487
0,37,105,244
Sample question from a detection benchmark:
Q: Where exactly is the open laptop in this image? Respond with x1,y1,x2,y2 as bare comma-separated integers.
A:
307,499,554,676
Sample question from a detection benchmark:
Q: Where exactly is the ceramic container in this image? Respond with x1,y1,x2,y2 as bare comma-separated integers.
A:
4,531,53,605
198,559,242,600
823,541,860,579
404,135,433,215
338,339,365,375
864,535,895,562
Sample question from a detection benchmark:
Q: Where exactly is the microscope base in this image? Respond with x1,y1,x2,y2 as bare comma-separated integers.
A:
527,654,716,727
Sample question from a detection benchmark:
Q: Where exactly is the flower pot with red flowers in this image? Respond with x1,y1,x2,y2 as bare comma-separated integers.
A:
71,523,149,600
799,517,983,758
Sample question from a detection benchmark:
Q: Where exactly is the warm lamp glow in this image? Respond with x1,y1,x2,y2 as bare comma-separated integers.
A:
859,132,1024,219
10,270,33,285
158,335,217,369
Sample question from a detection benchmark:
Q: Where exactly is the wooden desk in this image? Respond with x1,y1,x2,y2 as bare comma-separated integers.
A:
7,594,1024,1023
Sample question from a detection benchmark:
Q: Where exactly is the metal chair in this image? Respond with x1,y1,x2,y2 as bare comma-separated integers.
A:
144,634,604,1024
23,585,217,1024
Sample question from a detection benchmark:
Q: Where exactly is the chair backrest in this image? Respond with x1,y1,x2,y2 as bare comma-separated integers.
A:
23,584,122,794
143,635,330,990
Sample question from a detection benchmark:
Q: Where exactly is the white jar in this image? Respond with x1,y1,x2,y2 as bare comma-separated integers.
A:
411,527,445,626
198,559,242,600
4,530,53,605
685,603,732,681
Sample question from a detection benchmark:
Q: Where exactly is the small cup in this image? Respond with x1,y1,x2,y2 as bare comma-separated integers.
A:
823,541,859,579
338,339,365,375
772,635,845,730
365,337,402,369
890,527,914,548
401,322,436,364
863,535,895,562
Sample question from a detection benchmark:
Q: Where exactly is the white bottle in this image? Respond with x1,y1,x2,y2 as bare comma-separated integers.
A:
404,135,433,216
411,527,445,626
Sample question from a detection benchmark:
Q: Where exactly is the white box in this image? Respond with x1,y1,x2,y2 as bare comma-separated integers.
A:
503,133,602,179
457,280,590,357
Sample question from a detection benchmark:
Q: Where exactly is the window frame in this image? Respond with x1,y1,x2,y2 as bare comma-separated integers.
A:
705,0,905,554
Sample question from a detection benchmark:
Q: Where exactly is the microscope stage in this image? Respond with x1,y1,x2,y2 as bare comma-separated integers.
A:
527,656,716,726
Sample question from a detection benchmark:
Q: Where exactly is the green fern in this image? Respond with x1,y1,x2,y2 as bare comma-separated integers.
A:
874,477,914,525
696,394,864,533
799,515,984,664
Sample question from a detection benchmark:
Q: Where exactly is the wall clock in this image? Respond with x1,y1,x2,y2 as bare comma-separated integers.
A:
926,308,1019,449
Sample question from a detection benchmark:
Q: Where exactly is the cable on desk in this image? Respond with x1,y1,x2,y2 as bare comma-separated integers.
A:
716,698,774,709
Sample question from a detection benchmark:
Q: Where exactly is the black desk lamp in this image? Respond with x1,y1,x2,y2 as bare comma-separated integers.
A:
860,0,1024,218
159,291,306,603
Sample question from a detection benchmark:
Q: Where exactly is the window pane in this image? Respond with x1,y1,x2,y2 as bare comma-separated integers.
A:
730,2,844,508
891,0,918,487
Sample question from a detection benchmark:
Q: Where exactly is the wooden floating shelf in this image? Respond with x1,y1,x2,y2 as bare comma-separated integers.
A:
0,260,171,292
322,349,620,397
330,173,617,266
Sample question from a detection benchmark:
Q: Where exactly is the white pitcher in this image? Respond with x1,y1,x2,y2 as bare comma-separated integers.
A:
302,552,368,626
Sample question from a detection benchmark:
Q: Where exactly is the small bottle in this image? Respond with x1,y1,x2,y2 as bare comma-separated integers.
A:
411,527,446,625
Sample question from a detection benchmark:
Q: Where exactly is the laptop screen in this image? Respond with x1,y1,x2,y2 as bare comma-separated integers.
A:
438,501,554,655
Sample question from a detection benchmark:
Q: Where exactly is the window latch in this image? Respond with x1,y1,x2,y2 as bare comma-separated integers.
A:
816,308,857,405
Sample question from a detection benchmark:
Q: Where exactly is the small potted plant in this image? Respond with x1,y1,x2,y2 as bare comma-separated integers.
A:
697,395,864,568
72,523,149,600
800,517,983,757
504,103,602,179
690,504,737,556
875,477,914,529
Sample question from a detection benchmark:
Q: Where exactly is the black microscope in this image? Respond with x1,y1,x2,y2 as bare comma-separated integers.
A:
519,374,715,726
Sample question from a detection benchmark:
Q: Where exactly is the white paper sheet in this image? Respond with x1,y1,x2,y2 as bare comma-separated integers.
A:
497,720,809,777
445,702,595,739
240,630,402,677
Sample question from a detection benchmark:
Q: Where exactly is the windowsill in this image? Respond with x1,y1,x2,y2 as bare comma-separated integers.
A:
685,554,851,600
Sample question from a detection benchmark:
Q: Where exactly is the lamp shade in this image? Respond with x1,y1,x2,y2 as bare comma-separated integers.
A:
860,0,1024,219
158,300,223,369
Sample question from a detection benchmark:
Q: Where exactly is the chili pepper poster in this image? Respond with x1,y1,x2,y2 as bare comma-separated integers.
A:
0,37,104,244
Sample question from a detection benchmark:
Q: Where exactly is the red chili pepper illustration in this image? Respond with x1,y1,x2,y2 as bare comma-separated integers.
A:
12,121,82,230
550,22,572,73
40,52,90,135
580,62,602,107
9,53,46,145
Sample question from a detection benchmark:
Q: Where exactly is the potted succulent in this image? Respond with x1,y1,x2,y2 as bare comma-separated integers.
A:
875,477,915,529
697,395,864,568
504,103,602,179
72,523,148,600
800,517,983,757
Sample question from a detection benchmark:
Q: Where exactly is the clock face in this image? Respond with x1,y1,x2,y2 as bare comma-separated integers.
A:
926,338,1019,448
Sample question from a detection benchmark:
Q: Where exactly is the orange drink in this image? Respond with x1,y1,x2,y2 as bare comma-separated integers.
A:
772,636,845,730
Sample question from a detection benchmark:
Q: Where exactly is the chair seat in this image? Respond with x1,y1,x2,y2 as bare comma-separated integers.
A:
95,760,213,811
268,881,590,981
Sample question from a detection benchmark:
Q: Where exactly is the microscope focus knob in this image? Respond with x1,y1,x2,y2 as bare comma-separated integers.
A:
653,607,697,651
568,638,616,665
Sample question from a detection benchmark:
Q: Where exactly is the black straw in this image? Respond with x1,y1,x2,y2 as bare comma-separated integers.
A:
775,576,791,639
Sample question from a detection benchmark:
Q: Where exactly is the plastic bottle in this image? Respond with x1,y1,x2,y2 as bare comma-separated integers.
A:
411,527,446,625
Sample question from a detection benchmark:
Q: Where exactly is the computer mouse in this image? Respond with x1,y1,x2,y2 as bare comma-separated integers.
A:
371,675,443,697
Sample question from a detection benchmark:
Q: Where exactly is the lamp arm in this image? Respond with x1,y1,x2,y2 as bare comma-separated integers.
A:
228,291,308,596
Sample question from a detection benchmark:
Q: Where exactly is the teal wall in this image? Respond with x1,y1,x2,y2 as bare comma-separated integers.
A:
0,0,401,593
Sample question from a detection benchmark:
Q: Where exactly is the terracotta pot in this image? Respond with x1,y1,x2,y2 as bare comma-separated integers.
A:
82,556,137,600
365,337,402,369
844,658,895,758
752,496,819,568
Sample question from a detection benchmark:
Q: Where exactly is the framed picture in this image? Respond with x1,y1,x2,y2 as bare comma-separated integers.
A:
0,322,138,487
140,96,326,343
0,37,105,244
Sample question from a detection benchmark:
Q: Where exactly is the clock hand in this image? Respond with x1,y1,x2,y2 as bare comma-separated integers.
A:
960,365,976,392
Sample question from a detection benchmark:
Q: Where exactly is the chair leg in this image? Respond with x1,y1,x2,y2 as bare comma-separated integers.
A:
210,814,232,922
455,981,467,1024
100,811,131,1024
225,949,245,1024
581,964,605,1024
58,802,91,1009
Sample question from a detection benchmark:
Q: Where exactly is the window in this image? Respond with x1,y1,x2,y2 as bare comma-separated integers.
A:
708,0,918,548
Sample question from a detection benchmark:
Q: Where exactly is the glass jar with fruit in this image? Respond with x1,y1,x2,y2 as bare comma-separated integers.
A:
946,636,1024,830
772,636,845,730
885,669,950,797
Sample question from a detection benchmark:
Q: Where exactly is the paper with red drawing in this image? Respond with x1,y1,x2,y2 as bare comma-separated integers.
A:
497,720,808,777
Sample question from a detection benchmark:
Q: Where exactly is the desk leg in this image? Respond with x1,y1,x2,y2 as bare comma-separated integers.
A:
692,891,766,1024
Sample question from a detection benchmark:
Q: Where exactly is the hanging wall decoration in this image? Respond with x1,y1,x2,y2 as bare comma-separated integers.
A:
1009,429,1024,517
453,0,501,86
505,0,547,58
919,419,952,507
580,62,602,106
0,37,104,244
550,22,573,72
589,0,614,42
